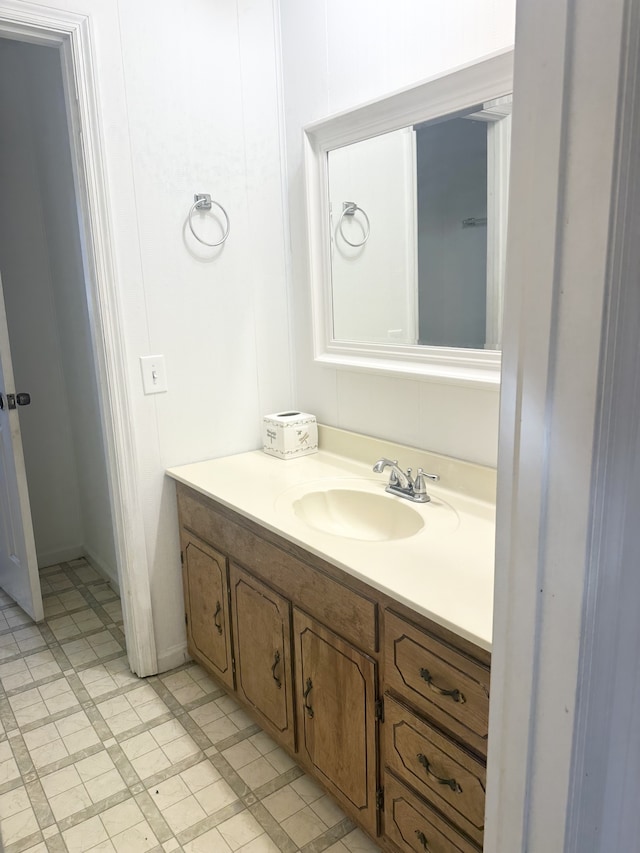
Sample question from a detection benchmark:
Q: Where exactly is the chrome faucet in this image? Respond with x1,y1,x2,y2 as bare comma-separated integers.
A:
372,457,439,503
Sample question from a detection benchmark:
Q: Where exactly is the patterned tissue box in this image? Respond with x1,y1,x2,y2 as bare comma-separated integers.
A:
262,411,318,459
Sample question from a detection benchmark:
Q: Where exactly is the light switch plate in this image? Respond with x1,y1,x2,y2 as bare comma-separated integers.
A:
140,355,168,394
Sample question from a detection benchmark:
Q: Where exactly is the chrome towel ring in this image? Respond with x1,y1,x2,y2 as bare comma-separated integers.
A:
337,201,370,247
188,193,230,247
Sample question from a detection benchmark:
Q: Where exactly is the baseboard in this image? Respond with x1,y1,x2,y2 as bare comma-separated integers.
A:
156,641,191,674
82,547,120,595
38,545,84,568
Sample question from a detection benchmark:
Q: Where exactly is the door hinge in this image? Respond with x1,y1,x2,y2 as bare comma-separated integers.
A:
180,550,184,566
184,613,188,627
375,698,384,722
376,788,384,810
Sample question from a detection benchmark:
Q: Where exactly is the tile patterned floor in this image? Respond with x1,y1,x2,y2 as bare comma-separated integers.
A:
0,560,382,853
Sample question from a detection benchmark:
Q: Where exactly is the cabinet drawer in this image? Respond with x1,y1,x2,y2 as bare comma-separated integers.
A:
384,612,489,757
178,486,378,653
384,772,480,853
384,696,485,846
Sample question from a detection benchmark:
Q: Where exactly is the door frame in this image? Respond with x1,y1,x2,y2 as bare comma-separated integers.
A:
0,3,157,675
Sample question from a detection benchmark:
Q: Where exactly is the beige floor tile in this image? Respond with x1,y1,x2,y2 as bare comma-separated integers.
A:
237,835,282,853
236,757,280,788
290,774,325,803
183,826,233,853
121,731,157,761
85,768,127,802
248,732,278,755
201,715,240,743
162,733,199,763
41,764,82,798
218,810,264,850
180,760,221,793
311,793,349,827
148,773,191,811
342,828,382,852
163,793,207,832
189,700,226,727
262,785,306,822
282,805,328,846
75,750,117,782
264,746,297,774
193,778,239,814
130,747,172,780
111,819,158,853
0,807,39,846
63,815,109,853
222,739,261,770
99,798,144,837
49,782,93,820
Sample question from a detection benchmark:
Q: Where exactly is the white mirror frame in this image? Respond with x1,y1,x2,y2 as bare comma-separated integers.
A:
303,49,514,387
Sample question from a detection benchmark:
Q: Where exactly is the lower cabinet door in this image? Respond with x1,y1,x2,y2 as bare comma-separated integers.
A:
293,607,378,837
181,532,234,689
230,563,295,751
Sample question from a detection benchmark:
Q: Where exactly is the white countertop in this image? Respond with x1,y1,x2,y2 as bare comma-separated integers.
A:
167,432,496,651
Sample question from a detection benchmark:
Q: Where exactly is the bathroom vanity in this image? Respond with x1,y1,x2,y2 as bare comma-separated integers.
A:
167,428,495,853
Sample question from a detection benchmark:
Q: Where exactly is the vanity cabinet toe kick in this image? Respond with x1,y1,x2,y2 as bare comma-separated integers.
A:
176,483,491,853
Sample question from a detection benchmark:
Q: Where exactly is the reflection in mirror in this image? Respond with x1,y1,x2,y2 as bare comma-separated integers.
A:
328,97,511,352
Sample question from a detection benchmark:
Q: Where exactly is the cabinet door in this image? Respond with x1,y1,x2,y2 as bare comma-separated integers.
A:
293,608,378,837
181,532,234,689
230,563,295,751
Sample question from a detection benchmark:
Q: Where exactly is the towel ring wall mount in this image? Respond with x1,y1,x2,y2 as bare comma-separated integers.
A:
188,193,230,247
337,201,370,248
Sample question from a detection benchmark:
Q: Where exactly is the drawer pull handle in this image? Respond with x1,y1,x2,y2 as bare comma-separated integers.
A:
419,668,466,704
272,650,282,688
417,753,463,794
213,601,223,635
415,830,430,850
303,677,314,718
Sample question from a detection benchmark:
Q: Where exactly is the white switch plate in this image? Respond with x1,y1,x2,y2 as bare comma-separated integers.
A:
140,355,168,394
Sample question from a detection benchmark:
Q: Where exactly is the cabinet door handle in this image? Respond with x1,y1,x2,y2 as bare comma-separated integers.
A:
303,677,314,718
415,830,430,850
213,601,223,635
419,667,465,704
416,753,463,793
271,650,282,688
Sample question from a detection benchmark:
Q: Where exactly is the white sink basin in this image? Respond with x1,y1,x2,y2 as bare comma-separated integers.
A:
290,487,425,542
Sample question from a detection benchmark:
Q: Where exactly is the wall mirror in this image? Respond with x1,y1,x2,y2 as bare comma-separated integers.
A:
304,50,513,385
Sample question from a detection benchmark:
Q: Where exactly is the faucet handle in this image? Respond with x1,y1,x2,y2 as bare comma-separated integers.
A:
413,468,440,498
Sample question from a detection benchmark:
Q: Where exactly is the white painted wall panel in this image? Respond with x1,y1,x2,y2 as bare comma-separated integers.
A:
279,0,516,466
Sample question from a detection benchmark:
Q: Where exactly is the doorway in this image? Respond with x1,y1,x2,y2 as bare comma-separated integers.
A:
0,36,118,618
0,6,156,677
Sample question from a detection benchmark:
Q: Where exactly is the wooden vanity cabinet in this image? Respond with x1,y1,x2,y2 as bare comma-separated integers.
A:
181,531,234,690
293,608,379,837
229,563,295,751
176,483,491,853
382,610,490,852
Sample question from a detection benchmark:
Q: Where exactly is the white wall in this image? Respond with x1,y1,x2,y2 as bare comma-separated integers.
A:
279,0,516,466
0,39,84,566
23,42,118,582
113,0,292,669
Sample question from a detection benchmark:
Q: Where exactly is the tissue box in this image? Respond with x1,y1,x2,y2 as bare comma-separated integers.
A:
262,411,318,459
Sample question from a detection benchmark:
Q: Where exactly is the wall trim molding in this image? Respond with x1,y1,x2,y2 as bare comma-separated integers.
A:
0,1,157,676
